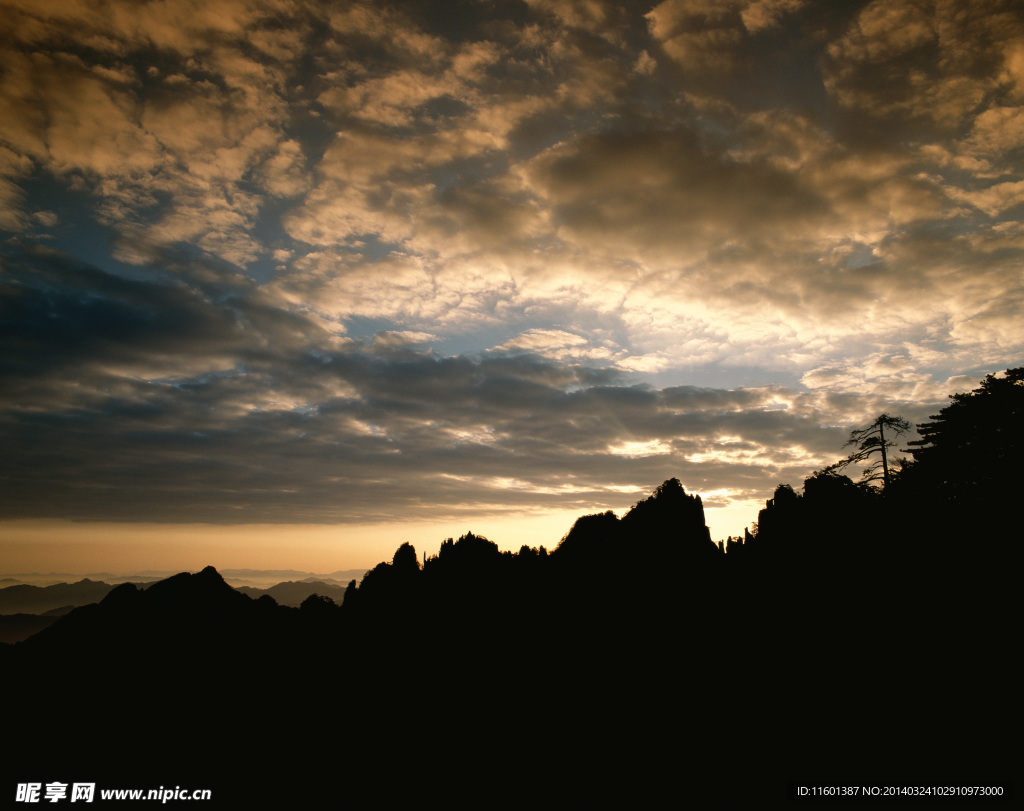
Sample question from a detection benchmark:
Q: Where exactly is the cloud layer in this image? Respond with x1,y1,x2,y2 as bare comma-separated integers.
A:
1,0,1021,533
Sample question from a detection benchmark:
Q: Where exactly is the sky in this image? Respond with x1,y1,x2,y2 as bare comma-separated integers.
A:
1,0,1022,574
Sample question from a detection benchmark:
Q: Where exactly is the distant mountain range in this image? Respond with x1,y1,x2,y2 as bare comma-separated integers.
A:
0,569,366,643
234,579,349,606
0,578,116,614
220,568,367,584
0,567,368,589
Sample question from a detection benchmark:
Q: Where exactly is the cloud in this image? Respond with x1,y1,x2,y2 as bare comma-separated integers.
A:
947,179,1024,217
823,0,1024,132
0,0,305,271
646,0,747,73
0,146,32,231
740,0,805,33
3,244,988,528
525,124,830,256
1,1,1022,539
961,106,1024,163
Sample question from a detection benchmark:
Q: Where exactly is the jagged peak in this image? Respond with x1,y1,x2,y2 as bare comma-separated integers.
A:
197,565,224,580
100,582,140,605
142,566,239,604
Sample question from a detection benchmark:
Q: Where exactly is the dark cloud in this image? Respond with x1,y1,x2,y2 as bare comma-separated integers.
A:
823,0,1024,135
530,125,831,250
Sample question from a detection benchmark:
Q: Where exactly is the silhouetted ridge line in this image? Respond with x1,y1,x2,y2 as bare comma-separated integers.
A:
0,577,116,613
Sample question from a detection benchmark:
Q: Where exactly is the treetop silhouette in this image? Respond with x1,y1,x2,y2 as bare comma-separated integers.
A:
905,367,1023,501
824,412,911,489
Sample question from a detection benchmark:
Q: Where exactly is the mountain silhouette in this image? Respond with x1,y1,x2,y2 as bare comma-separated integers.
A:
5,373,1017,811
0,577,115,614
235,579,349,607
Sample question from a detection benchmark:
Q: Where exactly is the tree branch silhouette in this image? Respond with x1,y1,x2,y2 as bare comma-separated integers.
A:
827,413,911,489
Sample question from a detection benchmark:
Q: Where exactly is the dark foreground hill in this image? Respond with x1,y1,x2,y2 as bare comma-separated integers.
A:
5,372,1019,804
5,490,1014,805
0,573,361,647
